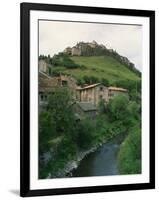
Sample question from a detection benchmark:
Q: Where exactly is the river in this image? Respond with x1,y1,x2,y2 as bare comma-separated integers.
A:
71,143,119,177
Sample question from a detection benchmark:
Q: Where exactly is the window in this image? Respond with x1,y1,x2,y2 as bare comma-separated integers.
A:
62,80,68,86
100,86,103,91
40,94,44,101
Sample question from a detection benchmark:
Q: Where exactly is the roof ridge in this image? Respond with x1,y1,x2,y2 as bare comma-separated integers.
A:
77,83,101,90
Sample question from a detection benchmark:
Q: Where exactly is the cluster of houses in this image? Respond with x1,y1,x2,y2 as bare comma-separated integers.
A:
39,60,128,119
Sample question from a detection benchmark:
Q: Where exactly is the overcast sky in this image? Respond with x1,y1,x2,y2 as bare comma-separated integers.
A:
39,20,142,72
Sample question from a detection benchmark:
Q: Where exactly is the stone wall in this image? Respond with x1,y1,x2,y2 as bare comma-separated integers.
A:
71,47,81,56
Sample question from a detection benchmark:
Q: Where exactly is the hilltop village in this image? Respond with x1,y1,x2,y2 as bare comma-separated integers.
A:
39,59,128,119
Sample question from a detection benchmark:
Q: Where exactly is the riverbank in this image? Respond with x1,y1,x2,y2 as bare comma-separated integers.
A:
47,140,105,178
47,133,125,178
72,143,119,177
39,91,141,179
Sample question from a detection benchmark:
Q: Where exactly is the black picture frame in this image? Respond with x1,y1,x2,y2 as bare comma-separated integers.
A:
20,2,155,197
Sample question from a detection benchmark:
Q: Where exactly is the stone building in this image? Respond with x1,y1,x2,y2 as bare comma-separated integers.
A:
76,83,109,106
39,70,128,114
39,59,47,73
63,47,72,55
88,40,98,48
63,41,99,56
39,72,58,111
39,73,77,110
71,47,81,56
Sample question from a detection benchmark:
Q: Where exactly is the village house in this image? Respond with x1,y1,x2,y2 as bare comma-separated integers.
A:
39,71,128,110
76,83,109,106
39,72,77,111
38,62,128,116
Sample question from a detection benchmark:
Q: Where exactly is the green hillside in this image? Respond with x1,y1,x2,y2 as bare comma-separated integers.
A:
72,56,139,82
50,55,140,85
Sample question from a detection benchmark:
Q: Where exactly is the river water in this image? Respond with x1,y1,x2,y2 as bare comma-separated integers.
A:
71,143,119,177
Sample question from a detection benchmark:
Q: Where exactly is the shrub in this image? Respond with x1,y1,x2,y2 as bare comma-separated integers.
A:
39,111,56,154
118,126,141,174
101,78,109,86
107,95,129,121
76,119,95,149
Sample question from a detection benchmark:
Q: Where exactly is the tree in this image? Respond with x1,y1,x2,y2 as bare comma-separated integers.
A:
76,119,95,149
47,87,77,139
39,111,56,154
107,95,129,121
118,125,141,174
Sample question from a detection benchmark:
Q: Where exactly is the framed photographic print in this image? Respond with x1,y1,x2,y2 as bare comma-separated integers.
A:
20,2,155,197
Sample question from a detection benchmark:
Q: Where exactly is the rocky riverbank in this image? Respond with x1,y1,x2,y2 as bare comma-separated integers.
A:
46,141,106,178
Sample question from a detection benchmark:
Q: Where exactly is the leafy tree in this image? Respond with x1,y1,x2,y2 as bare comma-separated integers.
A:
76,119,95,149
39,111,56,154
47,87,77,140
107,95,129,121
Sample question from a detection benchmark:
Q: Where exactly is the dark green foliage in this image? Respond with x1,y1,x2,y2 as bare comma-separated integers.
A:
46,53,86,69
113,79,141,94
118,126,141,174
39,87,97,178
77,76,105,86
101,78,109,86
83,75,99,84
47,87,77,139
76,119,95,149
102,94,141,174
107,95,129,121
98,96,130,141
76,78,85,86
39,111,57,154
108,96,141,174
56,137,77,161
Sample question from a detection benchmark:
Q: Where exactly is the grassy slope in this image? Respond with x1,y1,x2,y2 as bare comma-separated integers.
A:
54,55,140,84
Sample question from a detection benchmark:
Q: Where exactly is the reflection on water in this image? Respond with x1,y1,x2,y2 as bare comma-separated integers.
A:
71,143,119,177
